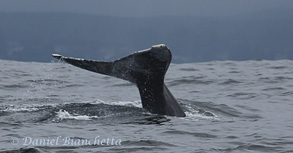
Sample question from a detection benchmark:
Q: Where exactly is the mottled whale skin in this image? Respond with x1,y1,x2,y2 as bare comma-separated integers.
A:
52,44,186,117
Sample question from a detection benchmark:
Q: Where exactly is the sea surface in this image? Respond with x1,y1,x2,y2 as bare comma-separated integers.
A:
0,59,293,153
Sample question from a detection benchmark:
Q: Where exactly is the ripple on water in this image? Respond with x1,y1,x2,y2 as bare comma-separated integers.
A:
219,79,242,85
168,77,213,86
1,60,293,152
179,68,198,71
1,84,29,90
109,140,176,152
163,130,217,139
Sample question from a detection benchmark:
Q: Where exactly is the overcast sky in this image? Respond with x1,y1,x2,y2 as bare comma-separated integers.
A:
0,0,293,17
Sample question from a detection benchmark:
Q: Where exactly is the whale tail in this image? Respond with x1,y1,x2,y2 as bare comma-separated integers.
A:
52,44,186,117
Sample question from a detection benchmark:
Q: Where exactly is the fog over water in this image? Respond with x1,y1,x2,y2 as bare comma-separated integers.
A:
0,0,293,62
1,0,293,17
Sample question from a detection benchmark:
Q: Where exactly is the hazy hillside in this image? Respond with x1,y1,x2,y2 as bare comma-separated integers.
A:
0,10,292,63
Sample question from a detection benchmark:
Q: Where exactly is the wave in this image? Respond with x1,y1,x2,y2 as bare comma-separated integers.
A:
0,99,225,124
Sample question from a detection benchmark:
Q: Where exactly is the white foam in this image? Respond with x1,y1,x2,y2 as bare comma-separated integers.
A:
182,105,219,121
56,110,98,120
92,99,142,108
184,111,219,120
4,107,39,112
3,104,57,112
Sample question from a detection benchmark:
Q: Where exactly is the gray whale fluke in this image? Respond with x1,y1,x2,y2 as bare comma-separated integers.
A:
52,44,186,117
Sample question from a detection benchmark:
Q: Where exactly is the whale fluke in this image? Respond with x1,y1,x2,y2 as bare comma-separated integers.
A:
52,44,186,117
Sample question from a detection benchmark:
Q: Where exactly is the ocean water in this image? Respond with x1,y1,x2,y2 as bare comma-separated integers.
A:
0,59,293,153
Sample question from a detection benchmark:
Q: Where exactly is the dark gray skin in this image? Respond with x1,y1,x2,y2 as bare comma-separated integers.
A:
52,44,186,117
